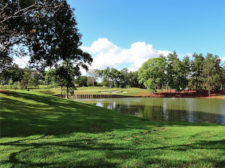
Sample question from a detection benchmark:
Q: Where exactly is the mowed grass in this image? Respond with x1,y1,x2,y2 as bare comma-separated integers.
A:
0,85,150,96
36,86,150,96
0,90,225,168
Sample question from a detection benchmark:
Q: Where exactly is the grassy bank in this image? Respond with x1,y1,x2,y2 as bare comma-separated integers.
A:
2,85,225,99
0,90,225,167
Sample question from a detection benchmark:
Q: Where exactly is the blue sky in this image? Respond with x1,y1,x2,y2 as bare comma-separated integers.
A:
67,0,225,70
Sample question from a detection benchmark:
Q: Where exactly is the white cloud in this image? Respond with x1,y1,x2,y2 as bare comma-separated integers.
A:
82,38,171,71
222,56,225,62
13,56,30,68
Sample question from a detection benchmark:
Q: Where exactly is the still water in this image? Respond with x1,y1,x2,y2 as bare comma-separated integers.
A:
77,98,225,124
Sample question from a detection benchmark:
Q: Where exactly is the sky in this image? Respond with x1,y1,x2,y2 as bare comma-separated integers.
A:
15,0,225,70
66,0,225,71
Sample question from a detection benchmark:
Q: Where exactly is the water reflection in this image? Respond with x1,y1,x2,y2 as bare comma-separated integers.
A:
78,98,225,124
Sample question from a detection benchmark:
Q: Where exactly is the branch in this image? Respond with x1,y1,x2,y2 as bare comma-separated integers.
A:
0,3,62,24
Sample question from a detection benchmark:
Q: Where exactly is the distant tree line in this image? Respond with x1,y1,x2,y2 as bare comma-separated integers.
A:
97,68,140,88
138,52,225,96
1,1,224,98
1,51,225,97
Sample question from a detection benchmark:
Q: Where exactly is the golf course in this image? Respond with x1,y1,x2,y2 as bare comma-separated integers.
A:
1,0,225,167
1,90,225,168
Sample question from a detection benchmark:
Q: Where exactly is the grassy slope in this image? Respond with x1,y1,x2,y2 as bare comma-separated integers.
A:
0,91,225,168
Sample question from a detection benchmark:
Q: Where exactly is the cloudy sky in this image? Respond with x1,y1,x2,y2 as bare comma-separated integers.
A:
15,0,225,70
67,0,225,71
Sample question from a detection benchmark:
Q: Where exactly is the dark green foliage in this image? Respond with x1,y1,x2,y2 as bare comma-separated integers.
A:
138,52,225,94
75,76,88,87
138,56,166,92
190,53,205,90
97,67,140,88
1,0,92,69
202,54,223,96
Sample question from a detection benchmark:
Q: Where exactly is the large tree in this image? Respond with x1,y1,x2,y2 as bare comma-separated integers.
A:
1,0,60,68
203,54,222,96
1,0,91,69
190,53,205,90
138,56,166,92
1,0,92,95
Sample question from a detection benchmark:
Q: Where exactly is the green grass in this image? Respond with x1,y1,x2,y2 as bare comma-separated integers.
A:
0,90,225,168
0,85,151,96
74,87,150,96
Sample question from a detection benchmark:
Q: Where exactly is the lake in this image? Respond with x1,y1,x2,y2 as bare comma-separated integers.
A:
77,98,225,124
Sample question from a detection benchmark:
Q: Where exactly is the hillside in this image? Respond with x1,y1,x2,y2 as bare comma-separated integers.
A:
0,90,225,168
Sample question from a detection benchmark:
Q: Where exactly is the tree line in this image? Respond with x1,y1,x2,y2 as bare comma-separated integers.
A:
1,1,224,97
139,52,225,96
2,51,224,97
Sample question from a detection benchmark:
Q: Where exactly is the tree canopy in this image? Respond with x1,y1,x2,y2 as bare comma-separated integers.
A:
138,52,225,95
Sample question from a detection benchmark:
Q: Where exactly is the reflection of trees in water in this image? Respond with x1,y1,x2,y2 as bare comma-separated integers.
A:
92,99,225,124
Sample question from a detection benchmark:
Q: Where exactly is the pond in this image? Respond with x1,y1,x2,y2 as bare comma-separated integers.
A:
77,98,225,124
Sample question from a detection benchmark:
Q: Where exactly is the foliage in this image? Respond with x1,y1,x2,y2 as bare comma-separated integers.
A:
98,67,140,88
202,54,223,96
75,76,88,87
87,69,98,86
1,0,92,89
138,56,166,92
139,52,225,95
190,53,205,90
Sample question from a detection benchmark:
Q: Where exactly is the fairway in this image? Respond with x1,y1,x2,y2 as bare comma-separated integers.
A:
1,90,225,168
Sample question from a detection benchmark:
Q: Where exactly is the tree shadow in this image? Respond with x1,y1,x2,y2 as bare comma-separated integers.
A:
0,91,148,137
1,91,225,138
0,135,224,167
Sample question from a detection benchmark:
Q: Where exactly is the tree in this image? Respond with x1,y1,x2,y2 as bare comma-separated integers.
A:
45,69,57,86
0,63,24,87
119,68,129,88
54,62,75,98
165,51,180,92
87,69,98,86
1,0,91,71
128,71,140,88
75,76,88,87
182,56,191,91
1,0,62,69
203,54,222,96
98,67,114,88
87,77,97,86
138,56,166,92
190,53,205,90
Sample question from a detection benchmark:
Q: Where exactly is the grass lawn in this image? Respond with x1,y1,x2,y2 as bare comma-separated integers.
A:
0,85,151,97
0,90,225,167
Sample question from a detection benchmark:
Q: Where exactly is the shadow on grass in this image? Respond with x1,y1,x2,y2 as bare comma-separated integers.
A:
0,91,223,138
0,91,148,137
1,91,225,167
0,137,224,167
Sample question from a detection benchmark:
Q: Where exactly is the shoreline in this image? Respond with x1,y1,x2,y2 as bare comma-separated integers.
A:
1,89,225,100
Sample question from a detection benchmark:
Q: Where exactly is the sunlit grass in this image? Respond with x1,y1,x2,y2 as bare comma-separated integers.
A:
0,90,225,167
0,85,151,96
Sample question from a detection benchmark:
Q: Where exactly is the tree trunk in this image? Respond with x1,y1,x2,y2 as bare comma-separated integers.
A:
66,86,69,99
166,82,168,92
61,86,63,97
208,88,211,97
